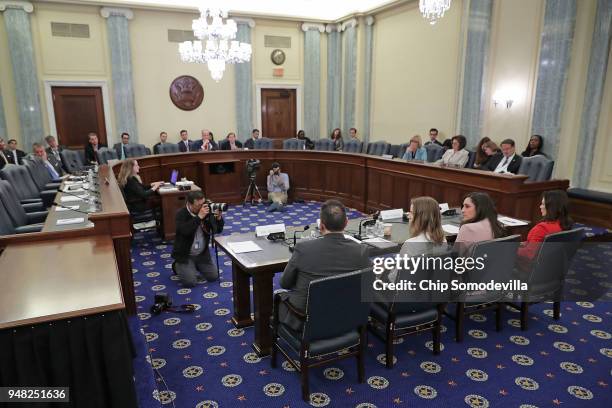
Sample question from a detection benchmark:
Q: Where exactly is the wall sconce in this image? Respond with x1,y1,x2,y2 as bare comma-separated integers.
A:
493,99,514,109
493,88,519,110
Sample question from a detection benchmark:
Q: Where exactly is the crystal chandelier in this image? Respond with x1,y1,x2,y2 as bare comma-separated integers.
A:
419,0,452,25
179,6,252,82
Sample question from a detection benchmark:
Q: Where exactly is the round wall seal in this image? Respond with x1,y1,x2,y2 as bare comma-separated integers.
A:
169,75,204,110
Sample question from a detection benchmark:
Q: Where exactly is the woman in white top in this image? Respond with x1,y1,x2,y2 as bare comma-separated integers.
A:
436,135,469,167
387,196,447,282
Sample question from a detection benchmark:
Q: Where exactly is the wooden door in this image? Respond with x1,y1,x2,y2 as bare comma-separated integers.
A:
52,87,107,149
261,88,296,148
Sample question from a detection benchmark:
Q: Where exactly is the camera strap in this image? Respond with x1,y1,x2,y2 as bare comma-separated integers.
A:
166,304,196,314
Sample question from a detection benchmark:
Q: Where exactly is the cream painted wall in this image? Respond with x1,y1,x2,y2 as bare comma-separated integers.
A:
371,0,464,144
481,0,544,149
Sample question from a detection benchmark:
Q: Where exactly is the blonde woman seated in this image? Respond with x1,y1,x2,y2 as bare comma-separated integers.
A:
387,196,448,283
118,158,163,213
436,135,469,167
402,135,427,161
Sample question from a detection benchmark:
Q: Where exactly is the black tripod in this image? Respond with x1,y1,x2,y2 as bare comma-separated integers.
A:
243,175,263,206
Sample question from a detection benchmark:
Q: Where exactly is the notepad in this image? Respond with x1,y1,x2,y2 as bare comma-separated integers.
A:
60,195,87,203
498,216,529,226
442,224,460,234
55,205,79,212
228,241,263,254
56,217,85,225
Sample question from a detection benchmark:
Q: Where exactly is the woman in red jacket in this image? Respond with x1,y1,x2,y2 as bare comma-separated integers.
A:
518,190,573,261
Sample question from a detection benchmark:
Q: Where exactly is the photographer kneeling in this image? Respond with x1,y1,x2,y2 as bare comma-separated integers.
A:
172,190,224,287
267,162,290,212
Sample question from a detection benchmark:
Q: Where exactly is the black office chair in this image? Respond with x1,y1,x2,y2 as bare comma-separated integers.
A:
465,150,476,168
344,140,364,153
314,139,335,151
125,144,149,158
157,144,180,154
271,269,373,401
518,155,554,182
0,164,56,207
97,147,118,164
282,139,305,150
366,141,391,156
506,228,584,330
0,180,47,234
424,144,443,162
60,149,86,173
23,158,61,191
253,138,273,149
445,235,521,342
118,187,159,234
388,145,401,158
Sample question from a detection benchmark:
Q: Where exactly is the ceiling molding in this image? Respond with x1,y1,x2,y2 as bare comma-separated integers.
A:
0,1,34,13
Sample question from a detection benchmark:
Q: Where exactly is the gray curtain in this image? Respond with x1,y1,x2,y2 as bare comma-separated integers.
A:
0,86,6,139
572,0,612,188
235,23,254,142
304,28,321,140
342,24,357,136
531,0,577,159
362,18,374,144
326,28,342,137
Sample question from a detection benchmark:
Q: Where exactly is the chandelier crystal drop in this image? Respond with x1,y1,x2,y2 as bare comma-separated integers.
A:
178,5,252,82
419,0,452,25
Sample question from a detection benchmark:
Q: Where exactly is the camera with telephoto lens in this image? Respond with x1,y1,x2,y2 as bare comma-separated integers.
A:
206,200,228,213
246,159,261,180
150,293,172,315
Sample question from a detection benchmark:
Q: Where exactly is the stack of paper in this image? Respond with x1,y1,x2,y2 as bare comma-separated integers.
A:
228,241,263,254
442,224,460,234
498,216,528,226
56,217,85,225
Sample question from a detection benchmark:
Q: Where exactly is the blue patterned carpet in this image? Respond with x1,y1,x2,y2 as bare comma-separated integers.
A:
129,201,612,408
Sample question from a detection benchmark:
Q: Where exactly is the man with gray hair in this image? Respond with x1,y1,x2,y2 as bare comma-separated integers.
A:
277,199,372,330
194,129,218,151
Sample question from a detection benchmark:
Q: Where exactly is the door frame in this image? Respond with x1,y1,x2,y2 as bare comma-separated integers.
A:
255,83,302,137
43,80,114,145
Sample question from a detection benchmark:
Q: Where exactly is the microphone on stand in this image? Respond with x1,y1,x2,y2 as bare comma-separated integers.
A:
52,202,92,215
289,225,310,252
354,218,376,241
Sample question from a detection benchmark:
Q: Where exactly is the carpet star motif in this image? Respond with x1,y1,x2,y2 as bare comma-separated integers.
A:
184,354,191,359
237,395,247,401
258,370,268,375
598,381,608,387
345,387,354,395
448,381,457,387
496,364,505,369
393,397,402,404
499,389,508,396
451,357,460,362
195,385,204,392
552,399,562,405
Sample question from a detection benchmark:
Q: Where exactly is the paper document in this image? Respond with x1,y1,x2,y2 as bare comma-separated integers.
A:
442,224,460,234
60,195,87,203
55,205,79,212
56,217,85,225
498,216,529,226
228,241,263,254
439,203,450,213
363,237,393,244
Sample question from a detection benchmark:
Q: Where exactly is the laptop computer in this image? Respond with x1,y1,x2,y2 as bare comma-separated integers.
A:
170,169,179,185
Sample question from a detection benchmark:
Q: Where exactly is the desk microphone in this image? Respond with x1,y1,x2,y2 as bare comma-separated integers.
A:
60,188,100,204
52,202,92,215
354,218,375,241
289,225,310,252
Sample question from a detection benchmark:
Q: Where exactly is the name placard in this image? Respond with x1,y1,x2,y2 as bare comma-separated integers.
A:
255,223,286,237
380,208,404,220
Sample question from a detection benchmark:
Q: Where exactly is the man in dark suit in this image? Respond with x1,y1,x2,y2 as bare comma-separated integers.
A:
153,131,168,154
244,129,260,150
424,128,443,147
84,132,107,164
44,135,65,170
0,138,9,170
193,129,218,151
486,138,522,174
278,199,372,330
6,139,25,165
113,132,130,159
33,142,64,177
171,190,224,287
220,132,243,150
177,129,193,152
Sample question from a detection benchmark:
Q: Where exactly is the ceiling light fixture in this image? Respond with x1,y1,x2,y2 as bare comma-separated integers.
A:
419,0,452,25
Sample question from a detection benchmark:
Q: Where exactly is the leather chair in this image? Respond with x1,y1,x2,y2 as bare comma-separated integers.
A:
444,235,521,342
388,145,401,158
344,140,363,153
518,155,554,181
313,139,335,151
23,158,61,191
60,149,86,173
271,269,373,401
253,138,273,149
465,150,476,168
0,164,55,207
366,141,390,156
506,228,584,330
125,144,149,158
157,144,180,154
282,139,305,150
0,180,47,234
424,144,443,162
97,147,118,164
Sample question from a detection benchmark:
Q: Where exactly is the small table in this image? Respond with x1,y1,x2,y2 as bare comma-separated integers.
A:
158,184,201,241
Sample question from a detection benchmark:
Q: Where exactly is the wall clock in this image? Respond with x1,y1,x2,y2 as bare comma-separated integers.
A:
270,49,286,65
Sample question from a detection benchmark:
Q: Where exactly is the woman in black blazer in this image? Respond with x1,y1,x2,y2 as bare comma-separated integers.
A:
117,158,163,213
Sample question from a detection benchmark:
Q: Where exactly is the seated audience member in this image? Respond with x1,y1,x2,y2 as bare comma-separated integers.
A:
177,129,193,152
486,138,522,174
517,190,573,261
267,162,289,212
113,132,130,159
6,139,25,165
478,141,502,170
85,132,106,164
455,192,505,251
349,127,359,141
117,158,163,213
331,128,344,152
0,138,9,170
171,190,224,287
194,129,218,151
388,196,447,282
244,128,260,150
278,199,371,330
436,135,469,167
521,134,545,157
220,132,243,150
472,136,491,169
296,130,315,150
32,142,64,178
153,131,169,154
424,128,443,146
45,135,64,168
402,134,427,161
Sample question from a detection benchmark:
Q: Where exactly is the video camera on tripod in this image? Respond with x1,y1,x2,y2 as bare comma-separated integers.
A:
246,159,261,180
243,159,263,205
